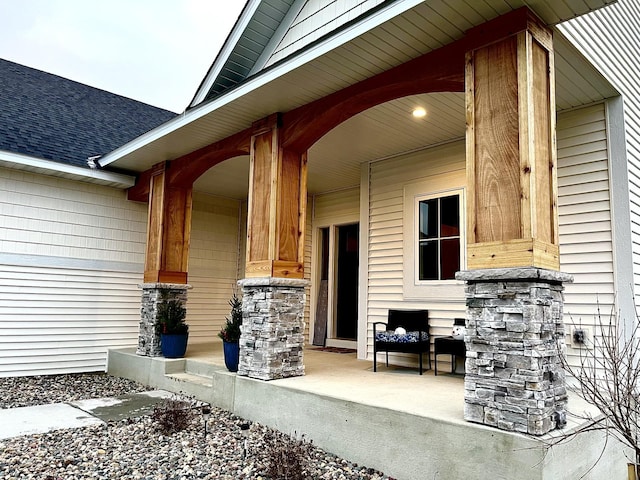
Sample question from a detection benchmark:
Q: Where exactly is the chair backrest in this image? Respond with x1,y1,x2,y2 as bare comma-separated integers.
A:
387,309,429,332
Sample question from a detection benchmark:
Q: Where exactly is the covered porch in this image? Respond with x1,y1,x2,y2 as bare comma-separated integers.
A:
96,1,627,470
108,342,624,480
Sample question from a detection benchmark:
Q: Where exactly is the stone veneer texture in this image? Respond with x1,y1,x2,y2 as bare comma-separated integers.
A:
456,268,572,436
137,283,189,357
238,278,307,380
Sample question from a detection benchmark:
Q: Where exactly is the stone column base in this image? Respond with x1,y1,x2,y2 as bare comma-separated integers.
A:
456,268,572,435
137,283,190,356
238,277,308,380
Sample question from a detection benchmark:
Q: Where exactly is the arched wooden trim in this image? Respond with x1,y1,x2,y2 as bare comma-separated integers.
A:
167,127,252,188
128,7,542,202
127,128,251,201
281,42,465,154
280,7,544,154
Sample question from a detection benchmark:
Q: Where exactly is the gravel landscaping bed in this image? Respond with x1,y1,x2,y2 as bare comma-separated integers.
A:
0,374,392,479
0,373,149,409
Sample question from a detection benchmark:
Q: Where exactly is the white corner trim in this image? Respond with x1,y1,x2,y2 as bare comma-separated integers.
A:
0,150,135,187
605,96,635,330
357,161,370,360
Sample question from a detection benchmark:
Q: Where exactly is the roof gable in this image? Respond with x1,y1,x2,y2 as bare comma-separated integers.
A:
0,58,175,169
189,0,618,110
190,0,298,107
190,0,389,108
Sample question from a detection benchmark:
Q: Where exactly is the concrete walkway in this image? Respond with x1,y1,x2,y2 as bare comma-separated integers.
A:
0,390,173,440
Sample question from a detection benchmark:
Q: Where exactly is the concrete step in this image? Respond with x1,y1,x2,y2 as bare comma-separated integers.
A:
165,371,214,400
184,358,223,377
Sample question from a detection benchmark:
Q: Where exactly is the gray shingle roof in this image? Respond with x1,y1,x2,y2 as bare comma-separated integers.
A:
0,58,176,169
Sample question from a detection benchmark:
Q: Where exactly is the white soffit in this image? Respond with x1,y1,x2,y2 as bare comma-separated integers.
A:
98,0,616,175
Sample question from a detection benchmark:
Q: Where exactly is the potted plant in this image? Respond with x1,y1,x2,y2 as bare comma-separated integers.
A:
155,290,189,358
218,293,242,372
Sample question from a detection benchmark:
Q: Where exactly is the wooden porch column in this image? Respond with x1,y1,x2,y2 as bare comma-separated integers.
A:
460,11,569,436
238,114,308,380
465,11,559,270
245,114,307,279
143,161,193,284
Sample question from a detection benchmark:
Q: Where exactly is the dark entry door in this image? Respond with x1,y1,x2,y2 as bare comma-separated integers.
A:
335,223,359,340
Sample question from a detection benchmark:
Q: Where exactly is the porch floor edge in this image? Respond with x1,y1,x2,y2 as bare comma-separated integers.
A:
107,345,629,480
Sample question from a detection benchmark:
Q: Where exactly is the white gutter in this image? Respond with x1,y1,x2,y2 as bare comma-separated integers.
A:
97,0,425,170
0,150,135,188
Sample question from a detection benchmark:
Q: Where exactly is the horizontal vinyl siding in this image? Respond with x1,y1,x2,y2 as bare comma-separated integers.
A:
557,103,615,364
0,264,142,376
0,168,147,376
0,167,146,263
366,142,467,364
313,187,360,226
186,193,241,342
560,1,640,311
364,104,614,368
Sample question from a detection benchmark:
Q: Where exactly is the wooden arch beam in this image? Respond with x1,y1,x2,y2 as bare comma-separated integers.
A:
281,42,466,154
127,128,251,201
128,7,542,201
280,7,543,154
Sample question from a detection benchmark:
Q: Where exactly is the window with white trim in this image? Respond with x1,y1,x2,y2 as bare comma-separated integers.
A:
402,177,465,301
416,194,460,281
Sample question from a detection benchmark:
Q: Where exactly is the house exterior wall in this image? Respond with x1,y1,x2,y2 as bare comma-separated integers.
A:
0,168,243,376
559,1,640,322
366,141,467,366
265,0,385,67
363,103,614,367
309,187,360,343
184,193,242,342
557,102,615,361
0,167,146,376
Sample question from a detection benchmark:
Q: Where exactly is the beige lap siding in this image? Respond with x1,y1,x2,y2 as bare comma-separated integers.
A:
0,169,245,375
363,103,614,368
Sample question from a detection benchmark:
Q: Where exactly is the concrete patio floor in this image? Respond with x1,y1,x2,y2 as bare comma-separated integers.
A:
108,342,629,480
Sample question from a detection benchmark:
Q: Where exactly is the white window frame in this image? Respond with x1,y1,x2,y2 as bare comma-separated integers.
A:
403,178,466,301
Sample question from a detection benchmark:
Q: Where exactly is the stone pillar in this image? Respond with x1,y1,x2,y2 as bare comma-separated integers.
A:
456,268,572,435
137,283,189,356
238,277,307,380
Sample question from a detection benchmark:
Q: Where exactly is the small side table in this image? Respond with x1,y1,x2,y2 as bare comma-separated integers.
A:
434,336,466,376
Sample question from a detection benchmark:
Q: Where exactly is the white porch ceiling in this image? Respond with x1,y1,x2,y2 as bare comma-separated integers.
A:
105,0,618,200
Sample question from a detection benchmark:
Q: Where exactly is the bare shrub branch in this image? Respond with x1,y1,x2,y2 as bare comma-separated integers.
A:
559,304,640,478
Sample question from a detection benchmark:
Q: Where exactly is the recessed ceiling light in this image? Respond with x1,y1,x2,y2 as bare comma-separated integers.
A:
412,107,426,118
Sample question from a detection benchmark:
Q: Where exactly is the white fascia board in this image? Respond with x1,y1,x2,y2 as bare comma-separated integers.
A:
0,150,135,188
189,0,262,108
98,0,425,170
